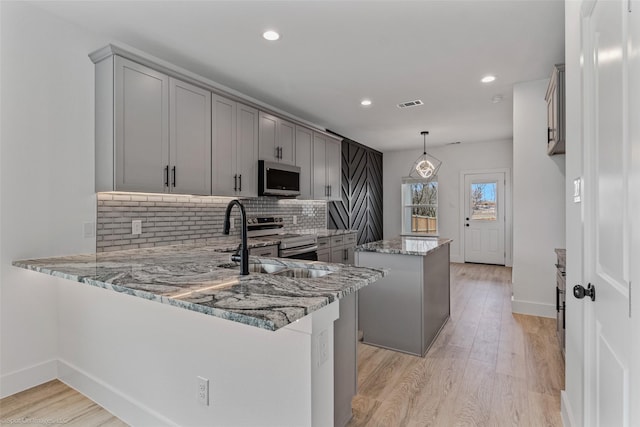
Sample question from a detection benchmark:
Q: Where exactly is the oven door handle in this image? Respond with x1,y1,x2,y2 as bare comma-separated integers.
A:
279,245,318,257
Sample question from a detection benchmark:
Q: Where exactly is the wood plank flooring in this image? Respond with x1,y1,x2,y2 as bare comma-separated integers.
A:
0,263,564,427
0,379,126,426
349,262,565,427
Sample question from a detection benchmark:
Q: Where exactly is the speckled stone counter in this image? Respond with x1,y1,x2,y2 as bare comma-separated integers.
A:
355,236,453,256
13,243,385,331
313,229,358,238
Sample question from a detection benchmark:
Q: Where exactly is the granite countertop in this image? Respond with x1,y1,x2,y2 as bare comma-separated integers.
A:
313,229,358,238
13,243,384,331
355,236,453,256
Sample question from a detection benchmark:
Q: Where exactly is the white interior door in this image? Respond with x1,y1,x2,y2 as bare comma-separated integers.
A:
582,1,632,425
463,172,505,265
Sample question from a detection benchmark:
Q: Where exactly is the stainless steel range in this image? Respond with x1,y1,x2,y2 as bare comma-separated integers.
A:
247,217,318,260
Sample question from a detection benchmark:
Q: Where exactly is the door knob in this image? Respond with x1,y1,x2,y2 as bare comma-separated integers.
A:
573,283,596,301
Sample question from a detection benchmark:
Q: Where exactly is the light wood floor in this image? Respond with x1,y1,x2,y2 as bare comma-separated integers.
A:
348,262,565,427
0,263,563,427
0,379,126,426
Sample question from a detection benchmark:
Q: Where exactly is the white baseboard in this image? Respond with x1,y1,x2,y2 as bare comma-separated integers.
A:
0,359,57,398
511,297,556,318
561,390,576,427
57,359,176,427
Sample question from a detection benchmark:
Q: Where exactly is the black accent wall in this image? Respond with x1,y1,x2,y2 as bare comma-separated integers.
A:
328,139,383,245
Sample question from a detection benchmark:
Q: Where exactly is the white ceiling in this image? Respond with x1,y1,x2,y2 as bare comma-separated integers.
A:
32,0,565,152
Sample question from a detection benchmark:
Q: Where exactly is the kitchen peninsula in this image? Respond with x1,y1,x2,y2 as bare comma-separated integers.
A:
13,243,384,426
356,236,451,356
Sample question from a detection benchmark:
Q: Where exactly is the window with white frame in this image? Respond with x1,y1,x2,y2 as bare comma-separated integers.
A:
402,178,438,235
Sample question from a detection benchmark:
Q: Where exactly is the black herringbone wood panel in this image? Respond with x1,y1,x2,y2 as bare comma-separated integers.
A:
328,139,383,245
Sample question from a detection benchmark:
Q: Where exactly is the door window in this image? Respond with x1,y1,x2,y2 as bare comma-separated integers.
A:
470,182,497,221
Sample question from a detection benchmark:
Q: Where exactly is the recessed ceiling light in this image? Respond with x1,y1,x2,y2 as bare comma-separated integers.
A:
263,30,280,41
481,75,496,83
360,99,372,107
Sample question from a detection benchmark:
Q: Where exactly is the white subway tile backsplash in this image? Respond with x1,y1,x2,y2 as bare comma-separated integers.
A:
96,193,327,252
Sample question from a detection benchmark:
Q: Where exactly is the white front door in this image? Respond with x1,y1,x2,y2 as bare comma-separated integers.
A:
581,1,633,425
463,172,505,265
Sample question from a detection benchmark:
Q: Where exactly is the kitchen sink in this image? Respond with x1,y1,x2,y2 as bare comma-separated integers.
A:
272,268,332,279
218,262,333,278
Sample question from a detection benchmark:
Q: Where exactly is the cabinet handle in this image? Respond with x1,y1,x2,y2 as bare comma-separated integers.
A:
278,146,282,159
164,165,169,187
172,166,176,187
344,248,347,261
239,174,242,192
329,185,332,197
547,127,553,143
275,146,279,159
234,174,238,192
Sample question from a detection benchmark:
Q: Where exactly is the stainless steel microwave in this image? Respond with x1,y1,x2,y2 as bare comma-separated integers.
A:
258,160,301,197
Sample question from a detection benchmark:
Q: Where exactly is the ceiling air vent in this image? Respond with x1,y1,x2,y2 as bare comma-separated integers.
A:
397,99,424,109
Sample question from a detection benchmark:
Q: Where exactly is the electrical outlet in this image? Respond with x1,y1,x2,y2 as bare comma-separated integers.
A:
197,376,209,406
132,220,142,235
293,215,297,225
229,218,235,230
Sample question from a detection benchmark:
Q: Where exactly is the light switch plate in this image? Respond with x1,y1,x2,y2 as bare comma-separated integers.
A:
83,222,95,238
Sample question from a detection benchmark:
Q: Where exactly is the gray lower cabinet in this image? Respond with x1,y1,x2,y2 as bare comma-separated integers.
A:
248,245,278,257
334,292,357,427
357,243,450,356
324,232,358,426
95,55,212,195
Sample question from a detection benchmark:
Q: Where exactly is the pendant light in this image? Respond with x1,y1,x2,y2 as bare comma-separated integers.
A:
408,131,442,180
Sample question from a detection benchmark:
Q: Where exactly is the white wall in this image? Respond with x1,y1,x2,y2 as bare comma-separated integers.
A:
383,140,513,263
0,1,103,396
562,2,584,425
512,79,566,318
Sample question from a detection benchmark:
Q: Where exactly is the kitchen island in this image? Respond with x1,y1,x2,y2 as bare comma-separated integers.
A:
356,236,451,356
13,243,384,427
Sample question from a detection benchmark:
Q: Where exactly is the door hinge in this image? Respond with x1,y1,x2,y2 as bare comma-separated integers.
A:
628,0,632,13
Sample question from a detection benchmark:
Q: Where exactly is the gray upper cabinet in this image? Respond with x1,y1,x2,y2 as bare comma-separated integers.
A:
295,125,314,199
326,137,342,201
259,112,295,165
211,95,237,196
212,97,259,197
313,132,328,199
313,132,342,201
95,54,211,195
114,56,169,193
170,78,212,196
546,64,565,156
235,103,259,197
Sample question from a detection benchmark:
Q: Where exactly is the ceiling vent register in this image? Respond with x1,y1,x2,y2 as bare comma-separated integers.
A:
397,99,424,109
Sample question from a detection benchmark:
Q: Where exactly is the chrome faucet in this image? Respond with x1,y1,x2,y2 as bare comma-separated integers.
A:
223,199,249,275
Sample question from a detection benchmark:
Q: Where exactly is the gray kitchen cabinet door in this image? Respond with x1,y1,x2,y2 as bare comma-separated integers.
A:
295,125,314,199
169,78,211,196
345,246,355,265
236,103,259,197
115,56,169,193
317,249,331,263
313,132,327,199
331,246,346,264
259,111,295,164
212,94,237,196
278,118,296,165
326,137,342,201
259,111,278,162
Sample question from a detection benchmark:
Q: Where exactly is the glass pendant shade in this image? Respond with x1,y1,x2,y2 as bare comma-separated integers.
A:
408,131,442,180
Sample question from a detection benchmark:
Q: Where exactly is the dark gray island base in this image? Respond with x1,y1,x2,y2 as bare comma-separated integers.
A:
356,237,452,357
